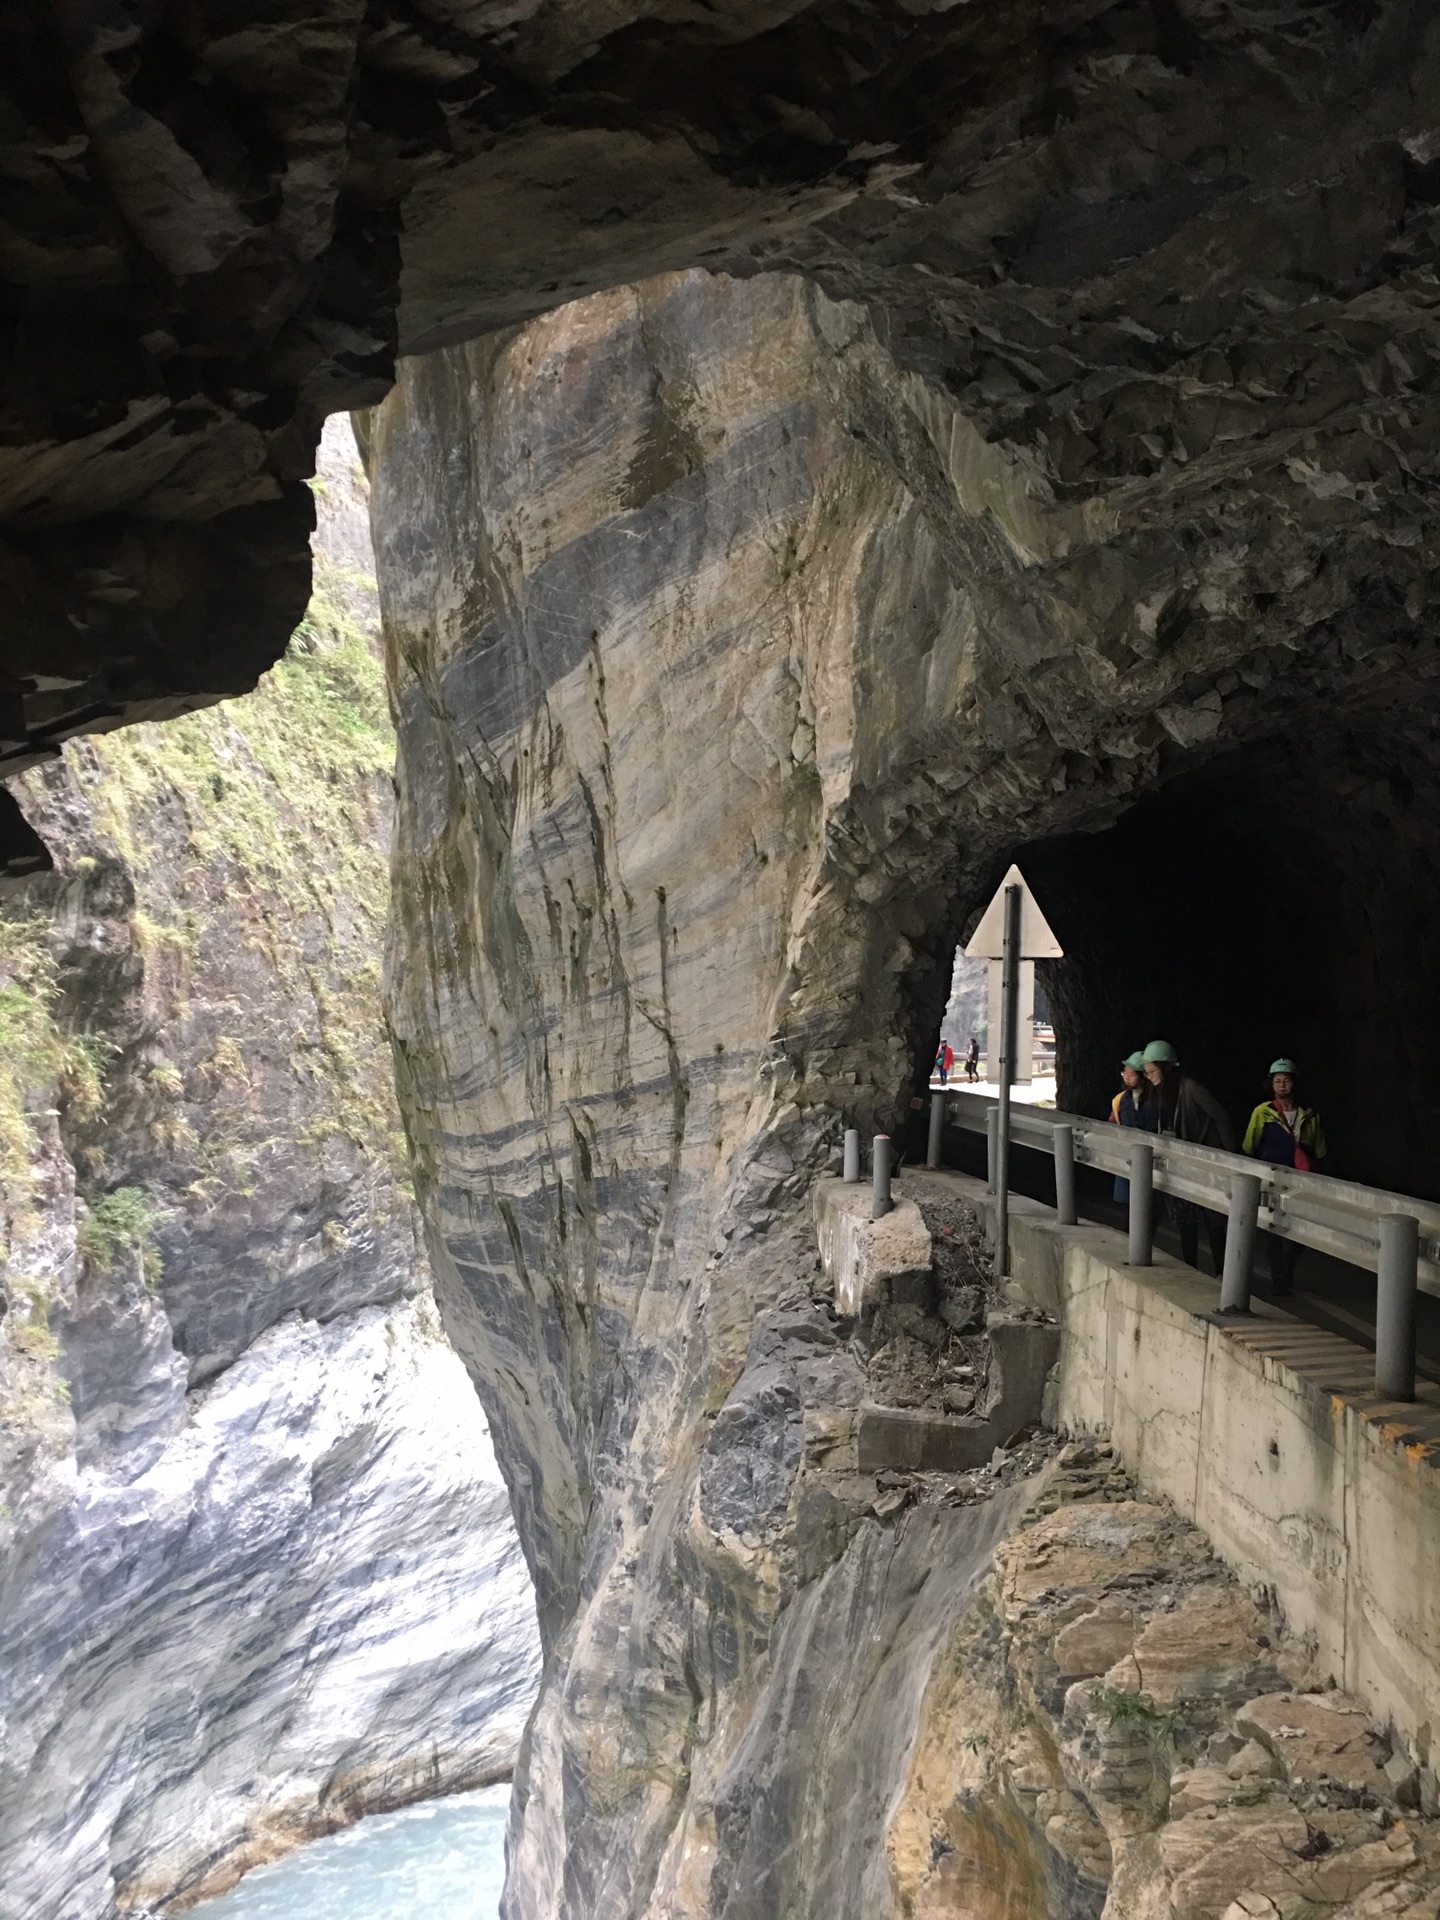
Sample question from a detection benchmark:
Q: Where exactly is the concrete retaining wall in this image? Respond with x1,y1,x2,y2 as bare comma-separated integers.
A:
811,1176,933,1317
812,1174,1061,1474
970,1177,1440,1760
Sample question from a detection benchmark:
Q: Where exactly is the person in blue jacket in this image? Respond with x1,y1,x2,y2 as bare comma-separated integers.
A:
1243,1058,1328,1297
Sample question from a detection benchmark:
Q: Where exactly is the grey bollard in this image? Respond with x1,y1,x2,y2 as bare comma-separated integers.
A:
1052,1124,1077,1225
843,1128,861,1184
872,1134,892,1221
1127,1139,1154,1267
926,1091,945,1170
986,1107,1000,1194
1219,1172,1260,1314
1376,1212,1419,1401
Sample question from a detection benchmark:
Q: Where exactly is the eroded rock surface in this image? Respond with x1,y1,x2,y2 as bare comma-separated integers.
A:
891,1478,1440,1920
2,1299,536,1919
369,261,1440,1916
0,423,540,1919
2,0,1437,849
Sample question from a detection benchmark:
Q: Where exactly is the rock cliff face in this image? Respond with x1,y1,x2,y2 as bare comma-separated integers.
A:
3,0,1435,862
888,1472,1440,1920
0,421,540,1920
369,264,1440,1915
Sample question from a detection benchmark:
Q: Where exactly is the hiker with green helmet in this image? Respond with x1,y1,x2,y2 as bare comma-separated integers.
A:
1142,1040,1235,1273
1108,1051,1154,1202
1108,1051,1148,1125
1243,1059,1328,1297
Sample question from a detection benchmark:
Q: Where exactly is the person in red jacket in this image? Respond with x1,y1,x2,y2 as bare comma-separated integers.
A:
933,1041,955,1084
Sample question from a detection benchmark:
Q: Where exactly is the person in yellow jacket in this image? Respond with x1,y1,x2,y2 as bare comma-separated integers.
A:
1108,1052,1148,1124
1243,1058,1328,1297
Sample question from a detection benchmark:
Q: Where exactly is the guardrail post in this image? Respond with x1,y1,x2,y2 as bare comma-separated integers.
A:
926,1092,945,1170
1053,1123,1077,1225
1376,1212,1419,1400
843,1128,860,1184
985,1107,1000,1194
1128,1139,1154,1267
872,1134,892,1221
1219,1172,1260,1314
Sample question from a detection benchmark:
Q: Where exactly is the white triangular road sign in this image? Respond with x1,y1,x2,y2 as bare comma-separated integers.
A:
964,865,1064,959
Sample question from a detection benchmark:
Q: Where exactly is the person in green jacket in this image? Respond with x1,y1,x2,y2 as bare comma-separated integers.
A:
1243,1058,1328,1296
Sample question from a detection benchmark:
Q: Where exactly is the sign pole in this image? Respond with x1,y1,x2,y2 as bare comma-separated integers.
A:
993,883,1022,1287
963,861,1063,1287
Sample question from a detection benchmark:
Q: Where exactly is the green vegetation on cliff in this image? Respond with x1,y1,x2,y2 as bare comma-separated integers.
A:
76,1186,166,1287
66,550,404,1189
0,920,106,1221
0,526,409,1423
85,553,391,918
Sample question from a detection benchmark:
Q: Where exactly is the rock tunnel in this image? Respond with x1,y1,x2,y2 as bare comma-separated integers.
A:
922,676,1440,1204
1027,714,1440,1199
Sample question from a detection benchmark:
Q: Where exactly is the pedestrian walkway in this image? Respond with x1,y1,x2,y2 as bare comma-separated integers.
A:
934,1102,1440,1381
930,1074,1057,1105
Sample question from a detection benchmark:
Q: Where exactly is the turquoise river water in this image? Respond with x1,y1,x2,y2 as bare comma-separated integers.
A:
192,1786,510,1920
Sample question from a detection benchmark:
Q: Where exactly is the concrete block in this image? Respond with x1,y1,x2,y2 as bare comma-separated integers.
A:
985,1316,1062,1438
812,1178,933,1317
857,1407,993,1474
854,1319,1059,1472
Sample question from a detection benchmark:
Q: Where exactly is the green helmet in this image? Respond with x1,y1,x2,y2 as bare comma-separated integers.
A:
1123,1051,1147,1071
1269,1057,1297,1075
1142,1040,1178,1065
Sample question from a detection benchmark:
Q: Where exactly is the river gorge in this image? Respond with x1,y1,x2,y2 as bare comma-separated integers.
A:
0,424,540,1916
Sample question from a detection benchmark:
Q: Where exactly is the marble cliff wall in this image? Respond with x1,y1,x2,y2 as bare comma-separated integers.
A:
369,265,1440,1917
0,421,540,1920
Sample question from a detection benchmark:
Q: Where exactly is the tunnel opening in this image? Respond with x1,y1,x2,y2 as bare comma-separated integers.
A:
906,683,1440,1210
1014,719,1440,1203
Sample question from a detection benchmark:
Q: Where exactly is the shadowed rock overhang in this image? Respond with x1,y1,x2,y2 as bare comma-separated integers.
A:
1,0,1437,875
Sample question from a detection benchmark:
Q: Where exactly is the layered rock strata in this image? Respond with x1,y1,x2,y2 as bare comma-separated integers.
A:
370,263,1440,1914
890,1466,1440,1920
0,421,540,1919
2,0,1436,830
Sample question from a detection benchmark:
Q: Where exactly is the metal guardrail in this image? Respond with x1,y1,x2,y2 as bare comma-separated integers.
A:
941,1088,1436,1399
